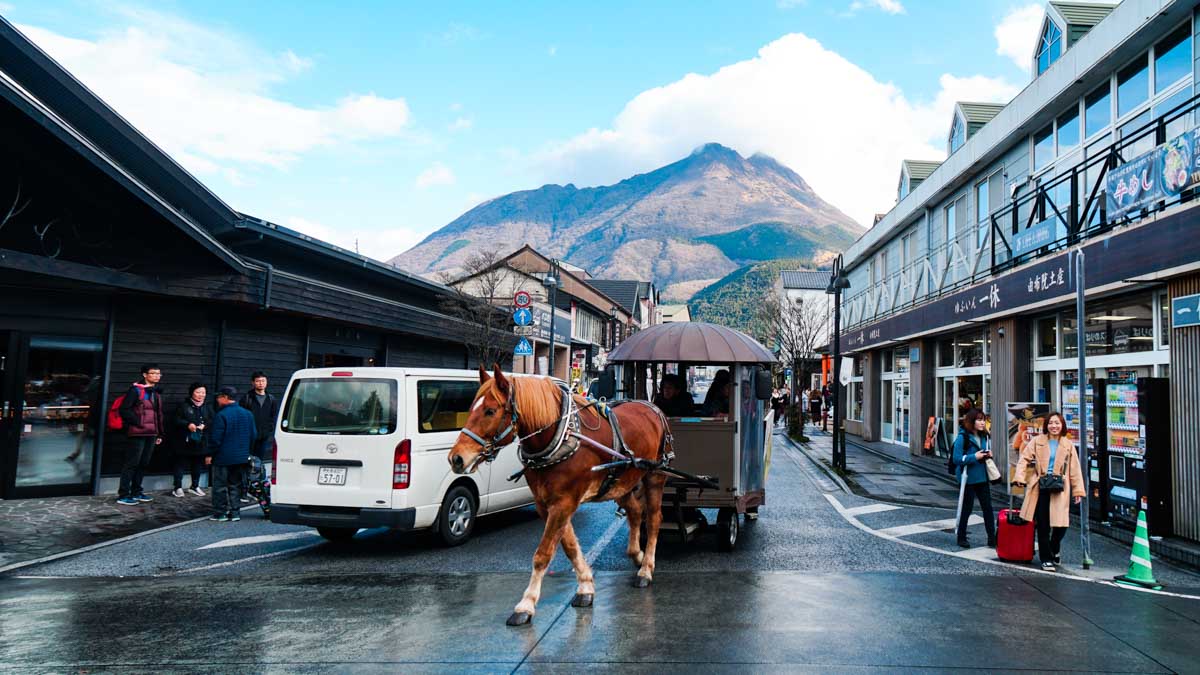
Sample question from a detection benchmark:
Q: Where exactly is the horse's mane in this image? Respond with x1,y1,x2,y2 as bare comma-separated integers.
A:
481,376,563,433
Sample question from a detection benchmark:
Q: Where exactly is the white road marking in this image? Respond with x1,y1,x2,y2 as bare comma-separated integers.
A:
822,493,1200,601
952,546,1002,562
878,516,980,538
585,515,626,567
198,531,319,550
842,503,903,517
171,541,325,575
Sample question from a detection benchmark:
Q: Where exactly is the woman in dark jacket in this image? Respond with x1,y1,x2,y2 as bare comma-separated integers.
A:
952,408,997,549
172,383,212,497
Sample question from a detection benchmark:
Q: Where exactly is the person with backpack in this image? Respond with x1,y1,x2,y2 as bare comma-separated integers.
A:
172,383,212,498
115,364,164,506
952,408,997,549
208,387,258,522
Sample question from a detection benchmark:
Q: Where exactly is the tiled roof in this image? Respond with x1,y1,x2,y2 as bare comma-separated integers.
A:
1049,1,1115,27
902,160,941,182
588,279,643,313
780,270,830,290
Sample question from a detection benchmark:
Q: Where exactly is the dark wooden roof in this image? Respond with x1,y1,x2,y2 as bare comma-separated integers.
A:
608,322,775,364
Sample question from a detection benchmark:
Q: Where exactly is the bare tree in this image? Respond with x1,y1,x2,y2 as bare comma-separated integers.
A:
438,247,529,369
757,292,831,434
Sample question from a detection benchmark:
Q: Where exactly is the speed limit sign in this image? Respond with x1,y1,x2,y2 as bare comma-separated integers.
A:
513,290,533,308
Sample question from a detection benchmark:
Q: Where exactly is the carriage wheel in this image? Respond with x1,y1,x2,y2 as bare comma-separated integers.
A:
716,507,738,552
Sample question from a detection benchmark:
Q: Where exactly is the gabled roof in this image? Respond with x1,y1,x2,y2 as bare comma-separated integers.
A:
589,279,653,316
957,102,1005,136
902,160,941,183
1049,1,1115,28
780,270,830,291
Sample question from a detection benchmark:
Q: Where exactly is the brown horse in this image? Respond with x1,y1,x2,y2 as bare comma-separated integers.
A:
449,366,671,626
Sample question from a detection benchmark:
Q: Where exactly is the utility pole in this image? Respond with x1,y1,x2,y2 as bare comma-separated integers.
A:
1075,249,1094,569
826,255,850,471
545,260,560,378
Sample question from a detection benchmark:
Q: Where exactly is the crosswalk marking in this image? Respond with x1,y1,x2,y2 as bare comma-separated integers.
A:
198,531,319,550
842,504,903,517
952,545,999,561
877,515,981,538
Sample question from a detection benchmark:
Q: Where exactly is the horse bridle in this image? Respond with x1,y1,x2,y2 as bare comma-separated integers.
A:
460,389,520,468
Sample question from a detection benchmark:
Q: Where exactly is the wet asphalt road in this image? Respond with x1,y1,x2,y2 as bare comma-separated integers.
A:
3,434,1200,672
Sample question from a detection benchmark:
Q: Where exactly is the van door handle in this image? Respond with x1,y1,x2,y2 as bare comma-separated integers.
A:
301,459,363,467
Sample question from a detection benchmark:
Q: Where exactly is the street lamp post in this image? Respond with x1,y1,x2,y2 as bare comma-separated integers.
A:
544,261,560,377
826,254,851,472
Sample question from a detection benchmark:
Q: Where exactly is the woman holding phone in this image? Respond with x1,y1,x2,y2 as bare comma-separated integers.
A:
953,408,997,548
1013,412,1084,571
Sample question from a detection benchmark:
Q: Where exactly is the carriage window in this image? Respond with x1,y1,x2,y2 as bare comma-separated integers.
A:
417,380,482,433
282,378,397,435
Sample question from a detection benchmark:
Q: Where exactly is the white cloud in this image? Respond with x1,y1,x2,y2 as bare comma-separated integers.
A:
14,14,411,177
286,216,425,261
449,116,473,131
536,33,1018,226
848,0,905,15
0,3,15,14
995,4,1043,71
415,162,456,189
547,45,558,57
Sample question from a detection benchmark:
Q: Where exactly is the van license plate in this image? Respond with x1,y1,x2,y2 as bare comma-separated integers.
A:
317,467,347,485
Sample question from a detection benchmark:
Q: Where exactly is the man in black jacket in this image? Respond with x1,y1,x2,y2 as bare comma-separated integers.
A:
239,371,280,461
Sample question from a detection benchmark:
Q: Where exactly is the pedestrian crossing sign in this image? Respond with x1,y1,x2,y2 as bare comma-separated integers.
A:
515,337,534,356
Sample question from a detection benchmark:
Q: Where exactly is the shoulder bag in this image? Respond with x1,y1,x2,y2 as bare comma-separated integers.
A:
1038,447,1066,493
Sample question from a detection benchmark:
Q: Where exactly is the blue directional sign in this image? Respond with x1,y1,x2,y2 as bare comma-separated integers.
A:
513,307,532,326
1172,292,1200,329
514,337,534,356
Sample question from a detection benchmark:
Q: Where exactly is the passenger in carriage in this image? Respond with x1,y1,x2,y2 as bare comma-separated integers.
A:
701,369,732,417
652,373,695,417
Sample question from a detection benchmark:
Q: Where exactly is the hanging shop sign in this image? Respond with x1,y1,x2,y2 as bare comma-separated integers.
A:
1172,292,1200,329
1106,126,1200,218
1011,217,1058,258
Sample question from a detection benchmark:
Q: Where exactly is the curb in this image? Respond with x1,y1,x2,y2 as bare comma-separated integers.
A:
775,432,851,494
0,503,262,576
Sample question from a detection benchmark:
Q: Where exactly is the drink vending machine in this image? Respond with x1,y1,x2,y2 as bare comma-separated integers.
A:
1064,374,1173,536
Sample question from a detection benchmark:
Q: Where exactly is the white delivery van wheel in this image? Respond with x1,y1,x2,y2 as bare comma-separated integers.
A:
438,485,476,547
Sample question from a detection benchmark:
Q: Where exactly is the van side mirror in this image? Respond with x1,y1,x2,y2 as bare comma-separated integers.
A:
755,368,773,400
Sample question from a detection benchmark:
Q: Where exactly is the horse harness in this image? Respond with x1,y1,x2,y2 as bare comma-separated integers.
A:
471,379,675,500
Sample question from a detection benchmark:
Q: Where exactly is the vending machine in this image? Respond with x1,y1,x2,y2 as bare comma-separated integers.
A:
1062,380,1105,521
1102,374,1173,536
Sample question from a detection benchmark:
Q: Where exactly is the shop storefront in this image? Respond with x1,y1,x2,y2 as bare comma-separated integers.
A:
934,330,991,445
880,347,911,446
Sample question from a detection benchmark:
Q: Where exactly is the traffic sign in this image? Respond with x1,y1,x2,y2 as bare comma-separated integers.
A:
513,290,532,308
513,307,533,326
513,326,537,336
514,337,534,356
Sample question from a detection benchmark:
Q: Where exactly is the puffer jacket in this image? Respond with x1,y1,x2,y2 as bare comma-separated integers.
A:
207,403,258,466
120,383,163,438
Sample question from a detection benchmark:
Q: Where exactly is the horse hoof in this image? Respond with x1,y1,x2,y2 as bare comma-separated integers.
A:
506,611,533,626
571,593,594,608
632,576,651,588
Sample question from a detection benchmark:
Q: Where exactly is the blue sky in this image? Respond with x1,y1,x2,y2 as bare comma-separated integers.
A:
2,0,1053,262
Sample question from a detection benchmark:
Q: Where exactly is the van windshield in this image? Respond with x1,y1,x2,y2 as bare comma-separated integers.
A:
281,378,397,435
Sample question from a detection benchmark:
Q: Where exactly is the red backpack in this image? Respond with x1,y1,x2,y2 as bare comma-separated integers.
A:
106,395,127,431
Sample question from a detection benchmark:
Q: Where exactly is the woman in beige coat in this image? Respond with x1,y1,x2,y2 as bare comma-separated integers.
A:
1012,412,1085,571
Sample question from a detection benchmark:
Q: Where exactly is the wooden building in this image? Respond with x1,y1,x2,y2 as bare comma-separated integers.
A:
0,20,507,498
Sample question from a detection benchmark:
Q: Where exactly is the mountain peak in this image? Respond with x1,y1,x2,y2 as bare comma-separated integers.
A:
690,142,743,163
391,144,864,298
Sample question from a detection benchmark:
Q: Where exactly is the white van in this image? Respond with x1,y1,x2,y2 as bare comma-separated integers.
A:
269,367,532,545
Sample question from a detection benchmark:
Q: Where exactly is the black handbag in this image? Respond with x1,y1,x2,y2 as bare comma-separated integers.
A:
1038,452,1066,493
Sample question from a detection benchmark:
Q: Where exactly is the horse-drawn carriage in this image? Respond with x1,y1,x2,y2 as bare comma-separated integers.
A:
447,321,775,625
607,321,776,552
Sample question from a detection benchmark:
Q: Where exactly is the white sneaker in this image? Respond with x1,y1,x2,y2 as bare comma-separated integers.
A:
188,487,205,497
171,488,185,498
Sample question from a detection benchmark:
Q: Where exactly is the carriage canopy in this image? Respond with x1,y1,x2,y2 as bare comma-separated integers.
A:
607,322,775,365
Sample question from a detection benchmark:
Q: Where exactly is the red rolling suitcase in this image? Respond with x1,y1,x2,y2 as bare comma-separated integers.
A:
996,509,1034,562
